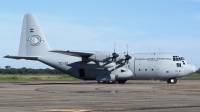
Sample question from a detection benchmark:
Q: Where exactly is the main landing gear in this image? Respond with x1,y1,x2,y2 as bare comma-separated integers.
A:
98,81,116,84
97,80,127,84
167,78,177,84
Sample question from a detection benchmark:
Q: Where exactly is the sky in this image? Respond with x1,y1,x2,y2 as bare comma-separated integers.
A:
0,0,200,69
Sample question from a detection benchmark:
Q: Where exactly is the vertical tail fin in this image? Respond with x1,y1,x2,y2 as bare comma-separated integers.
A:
18,13,50,56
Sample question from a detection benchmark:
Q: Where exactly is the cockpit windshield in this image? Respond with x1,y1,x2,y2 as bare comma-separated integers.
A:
180,57,185,60
173,56,185,61
173,56,180,61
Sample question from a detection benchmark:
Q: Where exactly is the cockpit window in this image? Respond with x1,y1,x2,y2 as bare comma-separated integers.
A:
173,56,181,61
182,61,185,65
180,57,185,60
173,56,185,61
176,63,181,67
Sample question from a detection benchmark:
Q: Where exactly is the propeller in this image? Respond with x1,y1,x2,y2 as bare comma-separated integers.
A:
112,41,119,62
125,44,132,64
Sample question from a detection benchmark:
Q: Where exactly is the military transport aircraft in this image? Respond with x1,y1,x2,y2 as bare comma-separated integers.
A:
4,13,196,84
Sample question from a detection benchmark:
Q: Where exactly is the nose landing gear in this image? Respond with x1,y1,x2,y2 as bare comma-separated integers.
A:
167,78,177,84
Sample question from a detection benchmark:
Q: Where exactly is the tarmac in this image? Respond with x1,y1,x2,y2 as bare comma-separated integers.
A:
0,80,200,112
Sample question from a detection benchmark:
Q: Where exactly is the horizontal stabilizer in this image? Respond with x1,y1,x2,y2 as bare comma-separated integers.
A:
4,55,38,60
50,50,94,57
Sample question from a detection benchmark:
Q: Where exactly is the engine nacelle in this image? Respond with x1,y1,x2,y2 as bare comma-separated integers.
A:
99,62,116,68
88,51,124,62
88,52,111,62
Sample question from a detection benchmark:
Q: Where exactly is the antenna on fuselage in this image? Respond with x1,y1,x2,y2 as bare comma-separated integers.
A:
127,43,128,55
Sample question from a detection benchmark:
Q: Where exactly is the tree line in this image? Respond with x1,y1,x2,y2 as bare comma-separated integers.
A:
0,67,65,75
196,69,200,73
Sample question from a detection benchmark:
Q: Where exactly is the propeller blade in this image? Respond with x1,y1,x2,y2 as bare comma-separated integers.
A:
126,43,128,55
112,41,119,62
124,43,132,64
114,41,116,53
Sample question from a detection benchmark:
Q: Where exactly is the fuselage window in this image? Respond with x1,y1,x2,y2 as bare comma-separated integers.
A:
176,63,181,67
152,69,153,71
145,69,147,71
166,71,169,73
139,69,140,71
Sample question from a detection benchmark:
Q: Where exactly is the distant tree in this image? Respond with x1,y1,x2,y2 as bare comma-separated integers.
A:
0,67,65,75
5,66,11,69
196,69,200,73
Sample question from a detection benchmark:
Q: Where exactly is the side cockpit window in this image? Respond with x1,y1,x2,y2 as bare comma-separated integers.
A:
182,61,185,65
176,63,181,67
180,57,185,60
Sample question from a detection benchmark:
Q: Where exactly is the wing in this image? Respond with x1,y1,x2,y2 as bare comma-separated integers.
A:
4,55,38,60
49,50,94,58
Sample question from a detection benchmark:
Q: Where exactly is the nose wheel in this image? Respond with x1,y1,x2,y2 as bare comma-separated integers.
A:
167,78,177,84
117,80,127,84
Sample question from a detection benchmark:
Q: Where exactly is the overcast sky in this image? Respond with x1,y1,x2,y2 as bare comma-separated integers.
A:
0,0,200,69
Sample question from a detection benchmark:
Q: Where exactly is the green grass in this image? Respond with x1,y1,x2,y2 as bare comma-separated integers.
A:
179,73,200,79
0,75,78,81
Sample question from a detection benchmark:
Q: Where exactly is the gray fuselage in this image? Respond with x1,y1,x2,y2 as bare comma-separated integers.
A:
37,52,195,81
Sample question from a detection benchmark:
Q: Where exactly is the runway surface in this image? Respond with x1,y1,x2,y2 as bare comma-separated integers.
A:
0,80,200,112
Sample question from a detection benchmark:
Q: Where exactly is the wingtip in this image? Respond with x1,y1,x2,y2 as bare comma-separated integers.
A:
3,55,9,58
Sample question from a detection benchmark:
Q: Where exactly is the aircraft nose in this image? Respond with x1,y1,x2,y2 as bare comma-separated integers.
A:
192,65,196,73
184,64,196,76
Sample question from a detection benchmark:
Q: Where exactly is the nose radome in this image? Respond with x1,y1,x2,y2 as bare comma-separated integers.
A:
192,65,196,73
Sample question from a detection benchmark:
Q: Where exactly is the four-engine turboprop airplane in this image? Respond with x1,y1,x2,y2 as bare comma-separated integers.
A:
4,13,196,84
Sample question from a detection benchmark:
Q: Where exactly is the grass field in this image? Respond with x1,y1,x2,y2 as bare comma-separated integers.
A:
179,73,200,79
0,75,78,81
0,73,200,81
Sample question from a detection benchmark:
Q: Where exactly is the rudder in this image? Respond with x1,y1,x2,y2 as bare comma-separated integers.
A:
18,13,50,56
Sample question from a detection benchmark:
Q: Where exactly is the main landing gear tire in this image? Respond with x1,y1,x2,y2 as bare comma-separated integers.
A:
117,80,127,84
167,78,177,84
97,81,116,84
